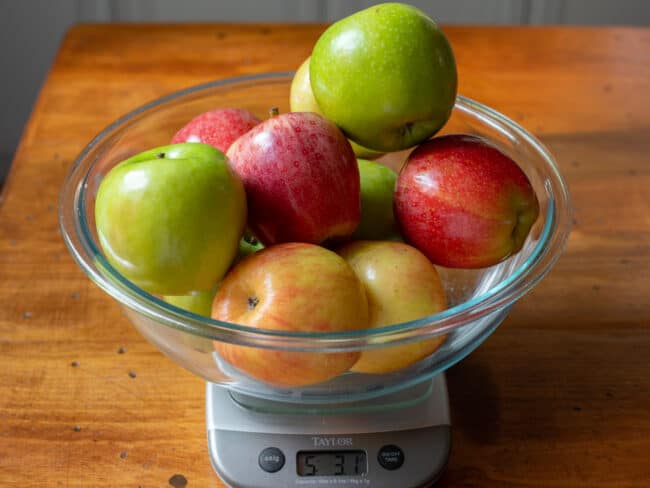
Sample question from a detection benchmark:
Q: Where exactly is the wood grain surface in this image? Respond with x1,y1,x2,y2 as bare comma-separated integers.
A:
1,24,649,487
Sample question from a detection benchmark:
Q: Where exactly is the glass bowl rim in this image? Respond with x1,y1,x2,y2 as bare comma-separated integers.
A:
59,71,572,350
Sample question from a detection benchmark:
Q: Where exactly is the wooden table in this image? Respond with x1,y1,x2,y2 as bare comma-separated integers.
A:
1,24,649,487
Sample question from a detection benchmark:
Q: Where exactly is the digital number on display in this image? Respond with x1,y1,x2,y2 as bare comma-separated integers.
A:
297,450,367,477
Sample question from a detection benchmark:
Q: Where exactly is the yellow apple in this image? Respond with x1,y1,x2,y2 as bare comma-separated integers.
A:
212,243,369,387
338,241,447,374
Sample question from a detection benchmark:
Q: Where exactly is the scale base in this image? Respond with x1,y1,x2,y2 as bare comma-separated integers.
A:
207,375,451,488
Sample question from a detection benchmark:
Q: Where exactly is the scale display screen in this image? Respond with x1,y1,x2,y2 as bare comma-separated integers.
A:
297,450,367,476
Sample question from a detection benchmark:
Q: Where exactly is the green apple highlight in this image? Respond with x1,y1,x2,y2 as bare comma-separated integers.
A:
95,143,246,295
310,2,457,152
290,56,384,160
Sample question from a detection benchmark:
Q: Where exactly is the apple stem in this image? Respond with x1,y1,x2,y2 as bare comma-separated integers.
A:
244,234,259,246
156,152,165,159
269,107,280,118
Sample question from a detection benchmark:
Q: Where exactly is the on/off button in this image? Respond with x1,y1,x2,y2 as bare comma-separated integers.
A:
258,447,285,473
377,444,404,470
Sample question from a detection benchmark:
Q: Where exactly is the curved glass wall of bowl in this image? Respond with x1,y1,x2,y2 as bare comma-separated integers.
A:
59,73,571,404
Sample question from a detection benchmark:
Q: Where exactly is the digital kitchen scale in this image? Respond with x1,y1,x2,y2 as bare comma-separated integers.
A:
207,374,450,488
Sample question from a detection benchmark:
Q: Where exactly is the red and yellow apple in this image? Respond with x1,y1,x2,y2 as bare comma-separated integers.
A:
171,108,260,152
211,243,368,387
394,134,539,268
227,112,361,246
338,241,447,373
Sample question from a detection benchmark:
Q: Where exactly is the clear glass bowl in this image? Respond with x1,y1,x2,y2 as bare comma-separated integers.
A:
59,73,571,404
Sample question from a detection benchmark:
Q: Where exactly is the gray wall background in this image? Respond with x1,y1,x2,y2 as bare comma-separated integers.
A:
1,0,648,184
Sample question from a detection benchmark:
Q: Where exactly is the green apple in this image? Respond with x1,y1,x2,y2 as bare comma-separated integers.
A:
290,56,384,160
354,159,399,240
310,2,457,152
163,289,216,352
163,289,215,316
95,143,246,295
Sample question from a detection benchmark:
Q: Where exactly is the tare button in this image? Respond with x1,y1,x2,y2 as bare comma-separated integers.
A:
377,444,404,470
258,447,285,473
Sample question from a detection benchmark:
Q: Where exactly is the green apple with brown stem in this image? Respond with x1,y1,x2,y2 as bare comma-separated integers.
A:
310,2,457,152
95,143,246,295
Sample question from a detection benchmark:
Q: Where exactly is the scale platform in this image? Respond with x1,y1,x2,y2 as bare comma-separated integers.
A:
207,375,450,488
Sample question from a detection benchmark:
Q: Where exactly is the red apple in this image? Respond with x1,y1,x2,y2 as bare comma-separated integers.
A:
212,243,368,387
394,134,539,268
226,112,360,245
171,108,260,152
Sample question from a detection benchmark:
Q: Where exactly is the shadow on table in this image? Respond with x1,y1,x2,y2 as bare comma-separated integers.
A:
446,359,501,445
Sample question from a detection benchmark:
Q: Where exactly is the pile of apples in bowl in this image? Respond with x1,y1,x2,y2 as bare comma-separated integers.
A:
59,3,571,403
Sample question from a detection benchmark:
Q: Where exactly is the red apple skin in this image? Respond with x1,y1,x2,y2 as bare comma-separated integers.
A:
394,134,539,268
211,243,368,388
171,108,261,152
227,112,361,245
